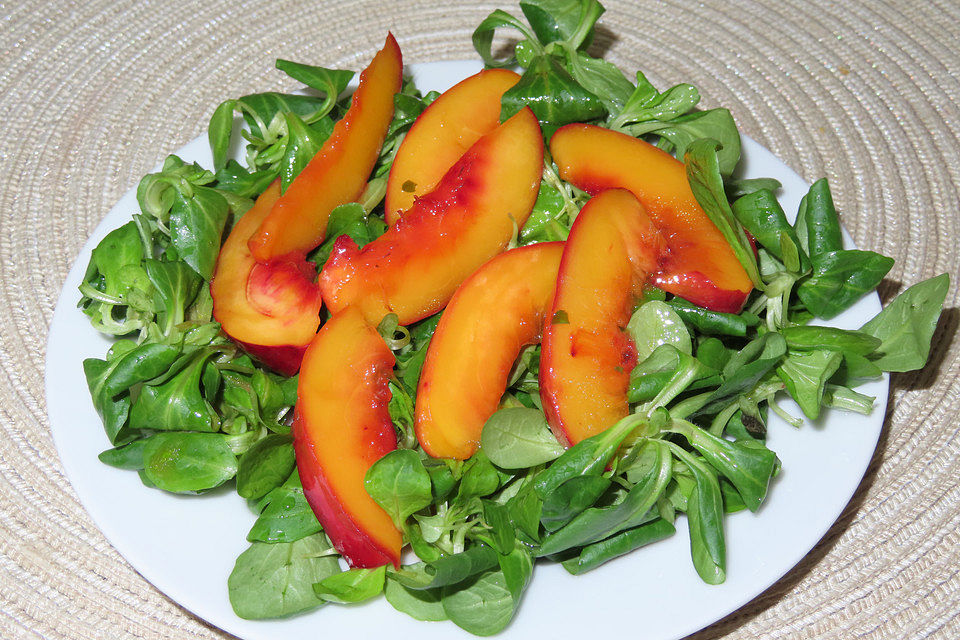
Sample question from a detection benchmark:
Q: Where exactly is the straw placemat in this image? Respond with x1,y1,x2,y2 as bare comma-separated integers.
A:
2,0,957,638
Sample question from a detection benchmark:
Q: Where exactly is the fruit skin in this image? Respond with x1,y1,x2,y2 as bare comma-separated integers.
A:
550,123,753,313
384,68,521,225
293,306,402,568
319,107,544,326
415,242,564,459
211,180,321,376
248,33,403,263
540,189,664,447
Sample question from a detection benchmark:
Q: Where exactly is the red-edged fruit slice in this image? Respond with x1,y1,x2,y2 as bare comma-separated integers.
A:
248,33,403,263
540,189,664,446
211,180,321,375
550,123,753,313
318,107,543,325
293,306,402,568
385,68,520,225
415,242,564,459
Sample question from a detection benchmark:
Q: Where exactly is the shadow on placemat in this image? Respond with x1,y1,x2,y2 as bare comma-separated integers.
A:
686,429,884,638
687,302,958,639
896,307,959,393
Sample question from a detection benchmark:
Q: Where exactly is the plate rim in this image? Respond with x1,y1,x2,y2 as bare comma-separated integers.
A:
45,58,890,640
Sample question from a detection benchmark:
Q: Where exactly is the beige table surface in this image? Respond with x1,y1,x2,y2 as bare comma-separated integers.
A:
2,1,958,638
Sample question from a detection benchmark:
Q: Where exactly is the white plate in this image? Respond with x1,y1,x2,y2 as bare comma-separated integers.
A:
46,60,888,640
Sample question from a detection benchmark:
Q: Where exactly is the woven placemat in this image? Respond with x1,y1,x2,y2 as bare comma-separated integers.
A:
2,0,957,638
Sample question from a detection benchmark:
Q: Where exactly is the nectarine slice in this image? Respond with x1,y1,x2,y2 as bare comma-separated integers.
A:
415,242,564,459
550,124,752,313
211,180,321,376
540,189,663,447
293,306,402,568
248,33,403,263
318,107,544,325
384,68,520,225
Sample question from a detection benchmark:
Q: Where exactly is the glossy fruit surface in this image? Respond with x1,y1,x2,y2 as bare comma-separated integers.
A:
540,189,662,446
551,123,752,313
319,107,543,325
211,181,321,375
293,306,402,568
385,68,520,225
248,33,403,263
415,242,564,459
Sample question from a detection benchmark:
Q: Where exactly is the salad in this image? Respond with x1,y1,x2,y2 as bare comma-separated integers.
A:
76,0,948,636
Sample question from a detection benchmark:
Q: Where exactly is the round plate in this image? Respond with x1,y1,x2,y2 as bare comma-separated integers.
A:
46,60,888,640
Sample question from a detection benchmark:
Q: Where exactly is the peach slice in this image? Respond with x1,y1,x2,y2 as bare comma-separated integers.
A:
540,189,664,447
550,124,753,313
248,33,403,263
318,107,543,325
211,180,321,376
293,306,402,568
415,242,564,459
384,68,520,225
